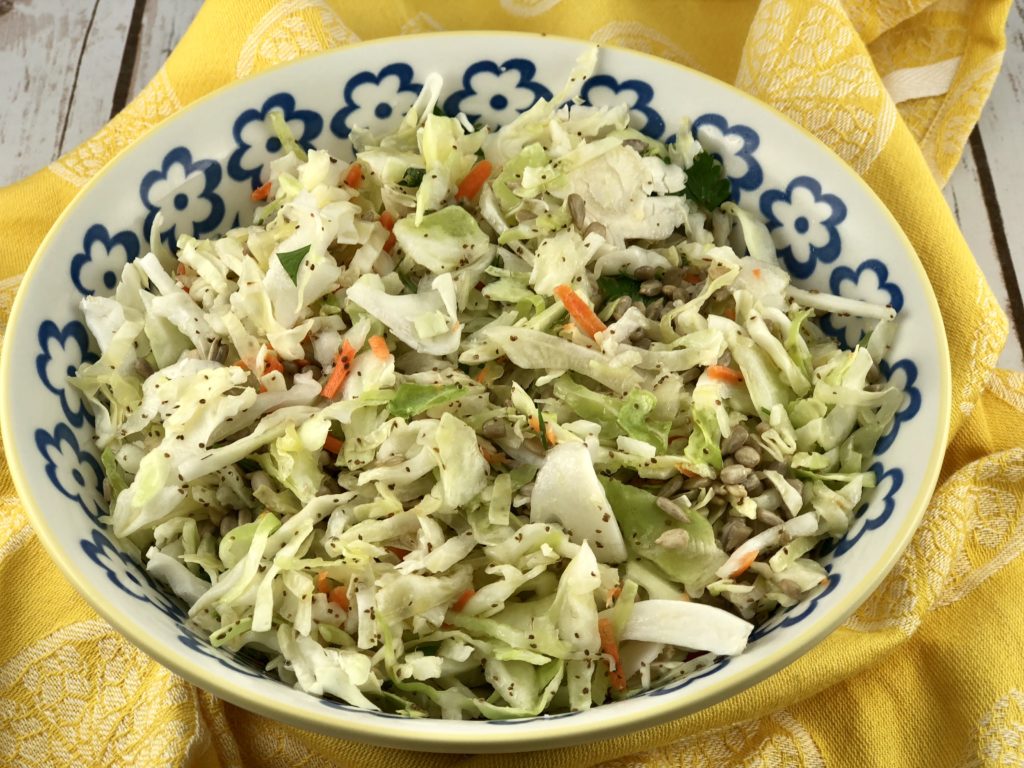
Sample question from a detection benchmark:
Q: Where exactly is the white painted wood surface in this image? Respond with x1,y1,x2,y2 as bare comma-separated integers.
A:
0,0,1021,370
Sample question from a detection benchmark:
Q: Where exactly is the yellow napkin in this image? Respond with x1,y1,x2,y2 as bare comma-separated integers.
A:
1,1,1021,765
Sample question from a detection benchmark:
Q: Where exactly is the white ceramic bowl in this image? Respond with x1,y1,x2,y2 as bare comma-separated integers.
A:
0,32,950,752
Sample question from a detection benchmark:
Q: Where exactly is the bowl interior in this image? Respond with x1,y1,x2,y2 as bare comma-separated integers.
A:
1,32,949,752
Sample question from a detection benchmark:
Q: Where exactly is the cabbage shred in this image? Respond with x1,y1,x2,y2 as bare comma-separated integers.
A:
73,51,899,719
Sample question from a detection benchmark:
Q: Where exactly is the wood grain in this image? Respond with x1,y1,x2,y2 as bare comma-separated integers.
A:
126,0,203,101
0,0,133,185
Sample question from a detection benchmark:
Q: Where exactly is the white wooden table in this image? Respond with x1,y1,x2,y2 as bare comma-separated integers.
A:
1,0,1022,370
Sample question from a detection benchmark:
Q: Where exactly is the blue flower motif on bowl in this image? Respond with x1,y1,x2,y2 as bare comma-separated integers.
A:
35,424,104,520
177,629,267,679
443,58,552,127
834,465,903,557
330,63,422,140
36,320,97,427
819,258,904,348
875,359,921,455
70,224,140,297
141,146,225,246
579,74,664,138
760,176,847,279
748,571,841,641
227,93,324,189
691,113,762,195
80,529,186,620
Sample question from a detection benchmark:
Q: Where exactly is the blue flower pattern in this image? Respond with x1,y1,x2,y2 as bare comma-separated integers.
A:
443,59,551,127
141,146,225,246
691,113,763,195
22,60,927,711
330,63,422,140
819,259,903,348
760,176,847,278
70,224,140,297
876,359,921,454
834,465,904,557
228,93,323,189
36,321,97,427
579,75,664,138
35,424,104,520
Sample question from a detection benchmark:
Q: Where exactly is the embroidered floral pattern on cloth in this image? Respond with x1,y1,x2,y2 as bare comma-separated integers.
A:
0,1,1020,766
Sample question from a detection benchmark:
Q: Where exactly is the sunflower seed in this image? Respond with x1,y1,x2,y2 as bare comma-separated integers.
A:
237,508,253,527
623,138,648,153
583,221,607,239
655,528,690,550
135,359,154,379
734,445,761,468
481,420,506,439
742,474,764,496
662,267,686,286
661,284,681,299
567,193,586,231
777,578,803,599
611,296,633,320
656,495,690,522
719,464,752,485
219,514,238,537
658,475,685,498
640,279,664,297
645,298,665,320
721,519,752,551
721,425,749,455
756,507,785,527
634,266,657,281
683,476,713,490
724,483,747,499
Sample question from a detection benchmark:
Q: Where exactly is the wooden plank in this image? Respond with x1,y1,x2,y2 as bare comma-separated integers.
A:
944,143,1024,370
974,0,1024,371
126,0,204,101
0,0,133,186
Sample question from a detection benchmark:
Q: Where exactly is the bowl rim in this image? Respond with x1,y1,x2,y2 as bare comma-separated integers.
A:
0,30,952,752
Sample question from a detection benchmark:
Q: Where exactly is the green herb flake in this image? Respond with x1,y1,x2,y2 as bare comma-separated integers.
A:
277,244,311,284
683,152,732,211
598,275,644,303
400,167,426,188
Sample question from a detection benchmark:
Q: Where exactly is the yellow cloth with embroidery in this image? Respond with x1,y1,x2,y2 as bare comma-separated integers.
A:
0,1,1021,765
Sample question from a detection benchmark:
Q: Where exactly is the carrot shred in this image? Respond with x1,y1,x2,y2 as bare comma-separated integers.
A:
263,354,284,376
323,434,343,454
345,163,363,189
379,210,397,252
683,271,703,285
730,549,759,579
752,267,762,279
321,339,357,399
455,160,493,200
233,359,249,370
315,571,331,594
480,444,509,467
528,415,557,447
176,262,187,276
451,589,476,612
368,335,390,360
553,283,606,339
386,546,410,561
598,618,627,692
605,584,622,609
475,367,488,384
707,364,743,384
251,181,272,201
676,464,699,478
328,586,350,611
723,307,736,321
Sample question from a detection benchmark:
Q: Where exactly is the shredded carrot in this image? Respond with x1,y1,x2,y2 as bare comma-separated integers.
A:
293,358,314,368
379,211,397,252
452,589,476,612
176,262,187,276
321,339,357,399
528,415,557,447
676,464,699,478
553,283,606,339
251,181,272,201
315,571,331,594
344,163,363,189
475,367,488,384
480,444,509,467
368,335,390,360
598,618,627,692
323,434,343,454
683,271,703,285
707,364,743,384
328,586,350,611
729,549,759,579
386,546,410,561
233,359,249,370
752,267,762,279
263,354,284,376
723,307,736,321
455,160,493,200
605,584,622,609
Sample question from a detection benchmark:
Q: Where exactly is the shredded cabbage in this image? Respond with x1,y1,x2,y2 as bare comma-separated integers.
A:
73,48,900,719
